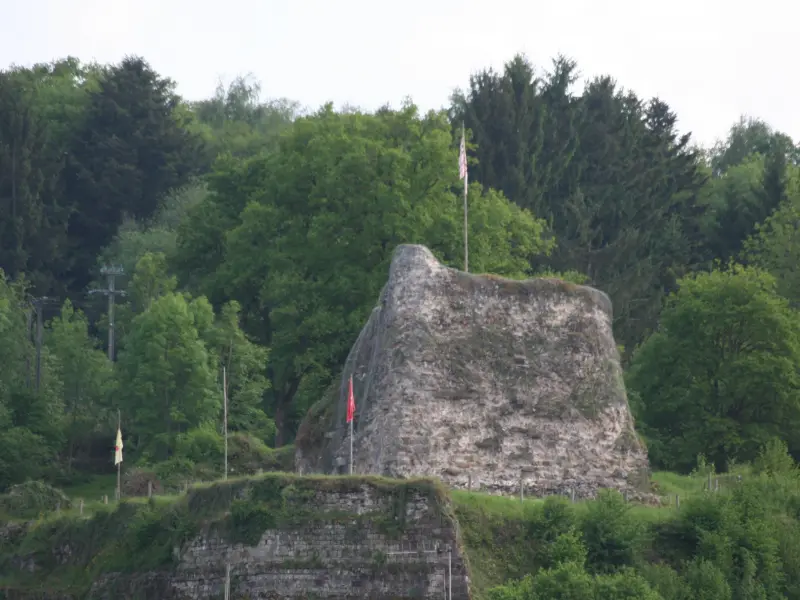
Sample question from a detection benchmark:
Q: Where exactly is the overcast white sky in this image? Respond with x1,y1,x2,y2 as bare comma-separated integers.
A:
2,0,797,148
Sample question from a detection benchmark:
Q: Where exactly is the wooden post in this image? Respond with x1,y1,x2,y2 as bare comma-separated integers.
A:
571,488,576,503
519,472,524,502
467,474,472,490
148,481,153,498
79,499,84,516
675,494,680,509
103,495,108,505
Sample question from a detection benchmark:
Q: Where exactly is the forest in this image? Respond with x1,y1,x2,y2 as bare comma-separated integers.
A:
2,53,800,599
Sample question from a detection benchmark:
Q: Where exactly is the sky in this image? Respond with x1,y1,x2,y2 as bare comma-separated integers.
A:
2,0,797,149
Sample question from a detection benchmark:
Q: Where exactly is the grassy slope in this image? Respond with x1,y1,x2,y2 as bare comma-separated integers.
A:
452,470,743,599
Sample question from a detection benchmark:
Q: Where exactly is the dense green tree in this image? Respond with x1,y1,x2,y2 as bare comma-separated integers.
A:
710,116,798,175
0,68,72,295
0,272,64,488
742,166,800,304
64,56,205,292
45,300,114,471
627,265,800,471
453,55,708,355
117,292,219,459
190,75,299,158
203,301,273,441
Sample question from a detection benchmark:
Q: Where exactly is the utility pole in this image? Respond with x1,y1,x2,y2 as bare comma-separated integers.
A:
89,266,126,361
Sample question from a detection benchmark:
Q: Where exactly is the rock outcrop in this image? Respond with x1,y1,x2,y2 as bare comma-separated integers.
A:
296,244,649,499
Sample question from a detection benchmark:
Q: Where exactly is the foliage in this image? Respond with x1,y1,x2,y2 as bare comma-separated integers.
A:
627,264,800,471
177,102,551,443
0,481,72,519
582,490,647,574
117,292,219,459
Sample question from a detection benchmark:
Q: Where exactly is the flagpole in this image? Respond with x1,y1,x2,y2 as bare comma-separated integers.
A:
348,375,355,475
349,416,353,475
462,122,469,273
116,409,121,501
223,366,228,481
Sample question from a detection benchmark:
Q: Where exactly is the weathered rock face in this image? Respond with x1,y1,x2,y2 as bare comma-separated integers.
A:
296,244,649,498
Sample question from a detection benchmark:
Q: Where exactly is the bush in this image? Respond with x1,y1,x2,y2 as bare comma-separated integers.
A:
121,468,163,497
228,432,270,475
175,426,224,465
753,438,797,477
154,457,198,492
581,490,646,574
0,428,53,491
0,481,72,518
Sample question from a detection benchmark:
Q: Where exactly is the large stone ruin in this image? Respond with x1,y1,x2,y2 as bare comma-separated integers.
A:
295,244,650,499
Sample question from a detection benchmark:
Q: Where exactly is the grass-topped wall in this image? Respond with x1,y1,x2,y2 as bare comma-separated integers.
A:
0,473,457,599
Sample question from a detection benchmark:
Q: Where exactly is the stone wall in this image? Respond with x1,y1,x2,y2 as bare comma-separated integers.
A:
2,476,471,600
296,244,650,500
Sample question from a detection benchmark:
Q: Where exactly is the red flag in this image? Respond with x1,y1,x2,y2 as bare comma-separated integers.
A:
347,376,356,423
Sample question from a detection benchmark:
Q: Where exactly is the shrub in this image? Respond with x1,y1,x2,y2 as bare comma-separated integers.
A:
175,426,224,465
0,481,72,518
581,490,646,574
154,457,197,492
228,432,271,475
753,438,797,477
121,468,163,497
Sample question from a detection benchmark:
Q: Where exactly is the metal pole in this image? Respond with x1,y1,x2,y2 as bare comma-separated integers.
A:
349,417,354,475
117,409,121,501
224,563,230,600
25,307,32,388
223,367,228,481
107,273,115,361
35,300,43,392
462,123,469,273
448,546,452,600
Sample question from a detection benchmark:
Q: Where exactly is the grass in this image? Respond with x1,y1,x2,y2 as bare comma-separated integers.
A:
61,474,118,501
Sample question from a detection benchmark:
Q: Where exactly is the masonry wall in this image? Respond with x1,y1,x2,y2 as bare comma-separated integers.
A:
3,477,471,600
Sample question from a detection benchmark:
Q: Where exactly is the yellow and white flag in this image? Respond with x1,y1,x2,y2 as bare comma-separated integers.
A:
114,427,123,465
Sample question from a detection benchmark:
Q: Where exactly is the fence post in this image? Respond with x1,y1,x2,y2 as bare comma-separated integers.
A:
103,495,108,505
675,494,680,509
571,488,576,503
79,499,84,516
148,481,153,498
519,472,524,502
467,474,472,491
